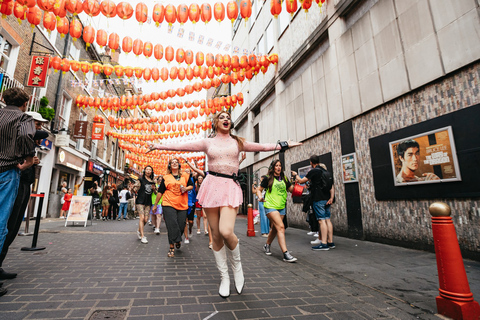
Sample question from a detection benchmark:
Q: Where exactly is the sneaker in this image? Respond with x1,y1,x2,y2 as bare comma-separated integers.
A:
208,243,212,249
117,218,121,221
283,251,297,262
205,230,209,235
261,233,269,238
154,228,160,235
137,231,142,240
307,231,315,236
152,226,155,230
312,243,330,251
148,221,152,225
197,230,201,234
185,239,190,244
189,232,193,238
327,242,336,249
311,238,321,245
141,237,148,244
313,232,319,237
263,244,272,256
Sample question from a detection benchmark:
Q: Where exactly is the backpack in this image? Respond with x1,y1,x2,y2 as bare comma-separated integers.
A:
319,168,334,193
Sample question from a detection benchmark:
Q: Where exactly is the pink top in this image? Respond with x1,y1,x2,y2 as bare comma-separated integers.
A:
155,132,279,175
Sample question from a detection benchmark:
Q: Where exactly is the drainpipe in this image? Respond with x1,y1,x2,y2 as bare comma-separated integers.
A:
51,32,71,132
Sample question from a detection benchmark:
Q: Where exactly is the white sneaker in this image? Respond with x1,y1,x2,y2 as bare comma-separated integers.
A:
137,231,142,240
185,239,190,244
141,237,148,244
197,230,201,234
313,232,319,237
189,232,193,238
307,231,315,236
311,239,321,245
154,228,160,235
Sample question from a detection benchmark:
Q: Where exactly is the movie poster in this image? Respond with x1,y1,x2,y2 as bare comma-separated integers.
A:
389,126,461,186
341,153,358,183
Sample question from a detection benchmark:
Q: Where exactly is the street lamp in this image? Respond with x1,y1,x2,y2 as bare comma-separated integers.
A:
104,169,110,188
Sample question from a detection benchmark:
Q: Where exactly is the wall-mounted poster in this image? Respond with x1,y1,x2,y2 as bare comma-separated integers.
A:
389,126,461,186
297,165,312,182
341,153,358,183
65,196,92,227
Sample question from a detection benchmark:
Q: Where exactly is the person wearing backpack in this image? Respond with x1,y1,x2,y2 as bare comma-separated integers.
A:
292,155,335,251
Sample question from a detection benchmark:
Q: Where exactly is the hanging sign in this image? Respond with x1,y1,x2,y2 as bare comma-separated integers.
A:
26,56,50,88
73,121,88,139
92,123,105,140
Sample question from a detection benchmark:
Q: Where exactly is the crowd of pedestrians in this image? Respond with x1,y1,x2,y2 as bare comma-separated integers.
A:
0,95,336,299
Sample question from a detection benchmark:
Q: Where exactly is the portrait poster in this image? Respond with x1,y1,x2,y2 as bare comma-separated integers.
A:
297,165,312,185
389,126,461,186
65,196,92,227
341,153,358,183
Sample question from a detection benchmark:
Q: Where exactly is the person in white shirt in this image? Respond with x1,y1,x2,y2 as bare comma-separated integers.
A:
117,185,130,220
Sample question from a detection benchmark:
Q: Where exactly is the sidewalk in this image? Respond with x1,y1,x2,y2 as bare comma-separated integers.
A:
0,216,478,320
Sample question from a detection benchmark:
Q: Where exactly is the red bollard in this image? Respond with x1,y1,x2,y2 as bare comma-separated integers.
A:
247,204,255,237
429,202,480,320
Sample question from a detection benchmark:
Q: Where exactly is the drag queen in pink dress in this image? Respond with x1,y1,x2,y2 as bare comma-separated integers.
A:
149,111,300,298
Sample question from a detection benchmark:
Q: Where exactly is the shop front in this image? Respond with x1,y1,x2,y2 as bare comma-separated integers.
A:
85,160,104,193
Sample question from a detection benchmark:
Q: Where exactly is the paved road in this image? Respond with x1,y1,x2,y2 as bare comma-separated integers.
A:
0,216,479,320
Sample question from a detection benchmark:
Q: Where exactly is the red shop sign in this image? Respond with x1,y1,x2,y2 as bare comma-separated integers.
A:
26,56,50,88
92,123,105,140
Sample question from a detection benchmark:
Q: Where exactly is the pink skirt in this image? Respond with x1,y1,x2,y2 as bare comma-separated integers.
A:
197,174,243,208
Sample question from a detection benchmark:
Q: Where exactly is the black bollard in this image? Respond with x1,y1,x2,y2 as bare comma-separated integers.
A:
21,193,46,252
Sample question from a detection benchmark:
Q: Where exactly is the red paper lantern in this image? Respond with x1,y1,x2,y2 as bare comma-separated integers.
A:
83,25,95,48
37,0,55,12
207,66,215,79
200,3,212,24
100,0,116,18
151,67,160,82
189,3,200,24
177,4,188,24
135,2,148,24
83,0,100,17
27,6,42,29
143,42,153,58
214,54,223,68
196,51,205,66
152,3,164,26
169,67,178,80
186,67,194,81
206,53,214,67
227,1,238,23
60,58,70,73
214,2,225,22
57,17,69,37
80,61,90,74
184,50,194,65
160,67,168,82
96,29,107,48
116,1,133,20
13,2,26,24
143,67,152,81
92,62,102,75
108,32,119,52
103,64,113,76
42,12,56,34
133,38,143,56
154,44,163,61
134,67,143,79
240,0,252,20
202,79,211,90
164,4,176,25
70,60,80,72
302,0,312,12
286,0,297,15
270,0,281,17
125,66,134,78
176,48,185,64
65,0,83,15
122,36,133,54
114,65,124,77
178,67,186,81
17,0,36,9
165,46,174,63
199,66,207,79
268,53,278,64
53,0,67,19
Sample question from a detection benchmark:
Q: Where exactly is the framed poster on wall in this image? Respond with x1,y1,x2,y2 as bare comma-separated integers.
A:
341,153,358,183
389,126,461,186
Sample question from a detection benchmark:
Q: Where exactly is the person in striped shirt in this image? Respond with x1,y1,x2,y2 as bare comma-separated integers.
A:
0,88,36,297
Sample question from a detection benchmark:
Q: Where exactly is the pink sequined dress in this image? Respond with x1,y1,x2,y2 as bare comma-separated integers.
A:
155,132,279,208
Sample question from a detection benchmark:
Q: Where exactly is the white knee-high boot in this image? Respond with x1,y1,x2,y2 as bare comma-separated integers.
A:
212,246,230,298
226,243,244,294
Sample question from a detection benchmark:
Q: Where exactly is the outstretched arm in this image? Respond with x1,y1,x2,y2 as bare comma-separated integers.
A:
182,158,205,177
147,139,207,153
242,140,302,153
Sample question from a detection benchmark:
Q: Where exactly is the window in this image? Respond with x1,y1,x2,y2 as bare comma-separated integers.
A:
110,142,114,165
103,136,108,160
278,6,290,38
251,0,257,25
254,123,259,154
39,24,58,46
266,21,274,53
57,94,72,130
257,36,265,55
69,43,80,61
86,72,94,90
91,141,97,159
0,33,19,76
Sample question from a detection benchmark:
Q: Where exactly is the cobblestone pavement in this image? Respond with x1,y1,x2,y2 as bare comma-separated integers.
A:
0,216,479,320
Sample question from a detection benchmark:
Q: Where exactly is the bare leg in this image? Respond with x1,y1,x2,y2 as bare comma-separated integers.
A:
155,214,162,230
326,219,333,243
319,220,328,245
138,214,148,238
266,211,287,252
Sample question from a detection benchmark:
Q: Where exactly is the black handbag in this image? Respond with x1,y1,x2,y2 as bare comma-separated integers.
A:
283,214,288,229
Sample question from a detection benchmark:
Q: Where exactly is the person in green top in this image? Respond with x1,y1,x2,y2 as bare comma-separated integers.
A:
256,160,297,263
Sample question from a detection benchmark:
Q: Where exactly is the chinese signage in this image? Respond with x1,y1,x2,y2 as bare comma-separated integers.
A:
389,126,461,186
341,153,358,183
87,161,104,175
91,123,105,140
73,121,88,139
27,56,50,88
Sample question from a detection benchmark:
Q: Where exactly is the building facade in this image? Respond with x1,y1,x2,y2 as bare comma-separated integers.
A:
232,0,480,259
